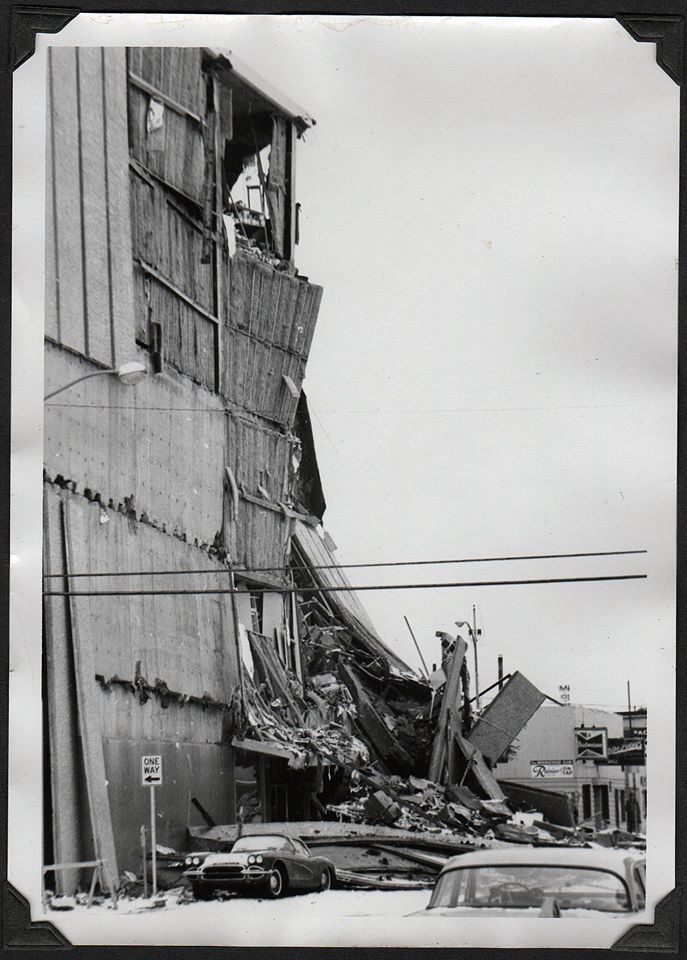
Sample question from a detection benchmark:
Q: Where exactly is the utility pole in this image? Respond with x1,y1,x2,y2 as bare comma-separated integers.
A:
472,605,481,711
497,655,504,691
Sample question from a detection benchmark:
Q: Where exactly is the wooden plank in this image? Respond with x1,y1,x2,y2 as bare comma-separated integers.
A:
50,47,86,354
338,662,414,772
428,637,467,783
76,48,113,366
454,733,506,802
102,47,137,364
45,58,59,341
467,671,545,762
43,490,86,893
63,497,119,893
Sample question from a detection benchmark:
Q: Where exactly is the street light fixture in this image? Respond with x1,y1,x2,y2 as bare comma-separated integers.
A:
44,361,148,401
456,612,482,711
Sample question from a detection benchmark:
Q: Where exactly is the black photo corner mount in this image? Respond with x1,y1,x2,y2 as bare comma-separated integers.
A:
3,6,682,956
611,887,681,952
617,14,684,85
2,882,71,949
10,6,79,71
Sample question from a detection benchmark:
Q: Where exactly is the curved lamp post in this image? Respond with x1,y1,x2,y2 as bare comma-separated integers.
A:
455,617,481,712
44,361,147,401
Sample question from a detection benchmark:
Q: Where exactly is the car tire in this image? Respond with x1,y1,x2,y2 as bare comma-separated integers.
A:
265,866,287,899
192,883,214,901
318,868,331,892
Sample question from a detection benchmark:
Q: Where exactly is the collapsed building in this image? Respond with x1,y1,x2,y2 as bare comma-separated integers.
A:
43,47,439,893
43,48,615,898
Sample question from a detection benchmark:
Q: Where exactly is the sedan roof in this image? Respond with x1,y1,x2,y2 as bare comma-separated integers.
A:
440,846,643,875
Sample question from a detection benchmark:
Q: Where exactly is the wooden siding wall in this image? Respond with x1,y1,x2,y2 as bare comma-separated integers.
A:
44,343,226,548
127,48,206,203
128,48,218,392
46,47,136,366
44,487,238,871
224,254,323,426
226,412,294,502
228,498,291,576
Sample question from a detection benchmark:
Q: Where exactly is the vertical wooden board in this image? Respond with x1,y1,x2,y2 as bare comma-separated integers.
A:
45,62,59,341
76,48,113,367
63,497,119,893
268,272,284,344
278,277,298,350
288,281,309,353
43,489,89,891
50,47,86,354
302,284,324,357
127,84,147,166
256,266,273,341
103,48,137,364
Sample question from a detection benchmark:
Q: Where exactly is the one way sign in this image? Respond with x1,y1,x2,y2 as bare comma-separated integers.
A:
141,755,163,786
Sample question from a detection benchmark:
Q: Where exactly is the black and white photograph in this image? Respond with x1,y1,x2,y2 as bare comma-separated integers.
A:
9,11,678,949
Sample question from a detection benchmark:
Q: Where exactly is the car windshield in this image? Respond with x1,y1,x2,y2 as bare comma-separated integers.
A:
428,865,631,913
232,835,293,853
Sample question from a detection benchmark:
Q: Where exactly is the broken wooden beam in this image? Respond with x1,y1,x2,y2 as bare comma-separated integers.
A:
428,636,467,783
338,661,415,771
453,732,506,802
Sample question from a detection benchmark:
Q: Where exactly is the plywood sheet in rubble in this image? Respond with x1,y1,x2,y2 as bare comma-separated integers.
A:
292,520,414,676
467,671,545,762
498,780,574,827
223,253,323,425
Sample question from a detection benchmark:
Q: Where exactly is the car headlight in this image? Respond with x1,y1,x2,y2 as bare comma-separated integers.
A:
256,855,263,864
248,854,256,865
192,856,201,866
185,857,193,866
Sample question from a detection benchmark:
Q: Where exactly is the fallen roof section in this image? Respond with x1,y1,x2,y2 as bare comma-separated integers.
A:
292,519,418,679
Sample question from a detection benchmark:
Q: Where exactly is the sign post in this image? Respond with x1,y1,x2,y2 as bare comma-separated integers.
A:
141,755,162,897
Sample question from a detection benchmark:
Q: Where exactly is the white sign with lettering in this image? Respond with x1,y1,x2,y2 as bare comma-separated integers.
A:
530,759,574,779
141,754,162,786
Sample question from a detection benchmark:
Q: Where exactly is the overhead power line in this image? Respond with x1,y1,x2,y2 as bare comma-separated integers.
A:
42,548,647,580
43,573,646,598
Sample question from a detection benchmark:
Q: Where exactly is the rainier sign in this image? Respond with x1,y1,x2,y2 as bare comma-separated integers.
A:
530,759,574,779
141,755,162,786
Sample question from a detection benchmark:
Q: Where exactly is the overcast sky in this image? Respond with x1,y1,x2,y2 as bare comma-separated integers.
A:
52,16,678,706
203,15,677,708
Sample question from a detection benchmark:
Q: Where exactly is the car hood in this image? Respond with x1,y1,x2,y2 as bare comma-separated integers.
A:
407,907,632,919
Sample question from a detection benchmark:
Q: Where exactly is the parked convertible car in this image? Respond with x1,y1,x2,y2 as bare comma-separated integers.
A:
409,847,646,918
183,833,336,900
